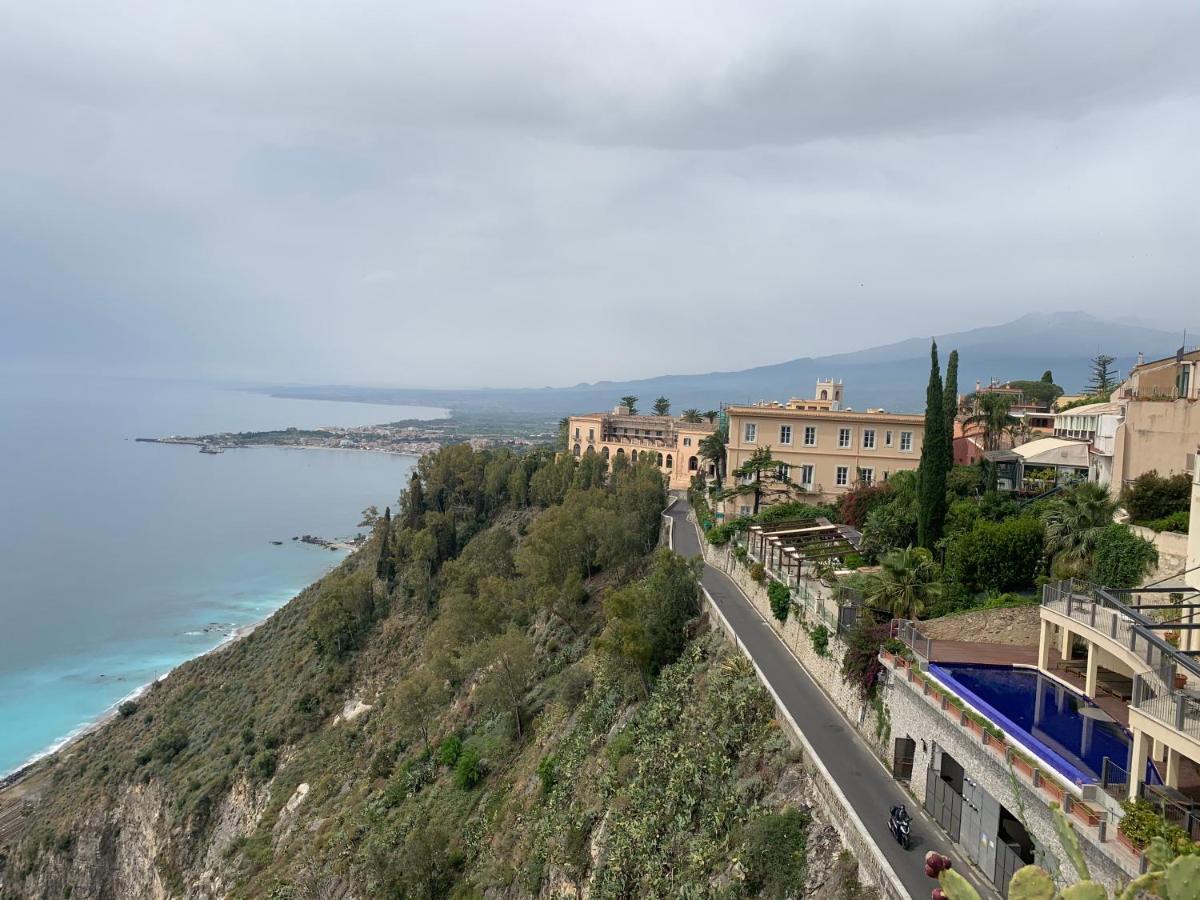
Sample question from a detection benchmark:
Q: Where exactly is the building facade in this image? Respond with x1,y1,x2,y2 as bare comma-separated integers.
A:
723,381,925,510
565,407,715,491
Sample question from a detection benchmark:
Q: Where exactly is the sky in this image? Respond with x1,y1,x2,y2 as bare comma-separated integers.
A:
1,1,1197,389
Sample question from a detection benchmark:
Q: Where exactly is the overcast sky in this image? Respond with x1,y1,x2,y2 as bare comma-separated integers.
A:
1,1,1196,388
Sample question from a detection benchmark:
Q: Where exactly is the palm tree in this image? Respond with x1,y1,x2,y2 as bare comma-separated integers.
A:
966,393,1018,451
698,431,727,488
1042,482,1117,574
864,546,943,620
680,408,704,423
704,410,720,424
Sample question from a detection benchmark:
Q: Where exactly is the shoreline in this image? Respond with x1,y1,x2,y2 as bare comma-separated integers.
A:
137,438,431,458
0,543,361,788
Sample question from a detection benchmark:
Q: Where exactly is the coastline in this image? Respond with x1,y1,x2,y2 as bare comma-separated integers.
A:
0,543,360,789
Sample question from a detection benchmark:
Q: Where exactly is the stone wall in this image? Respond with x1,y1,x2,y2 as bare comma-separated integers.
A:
1129,524,1189,581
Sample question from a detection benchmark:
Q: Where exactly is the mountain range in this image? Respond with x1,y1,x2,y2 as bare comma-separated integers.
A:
270,312,1194,418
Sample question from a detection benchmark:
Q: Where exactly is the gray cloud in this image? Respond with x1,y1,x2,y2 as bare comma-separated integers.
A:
0,1,1196,387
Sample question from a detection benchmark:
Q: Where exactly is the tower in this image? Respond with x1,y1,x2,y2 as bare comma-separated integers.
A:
814,378,843,410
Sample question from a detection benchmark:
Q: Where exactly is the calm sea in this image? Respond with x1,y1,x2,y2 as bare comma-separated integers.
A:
0,376,439,776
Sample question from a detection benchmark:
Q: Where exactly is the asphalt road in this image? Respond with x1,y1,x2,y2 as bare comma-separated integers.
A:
666,498,997,900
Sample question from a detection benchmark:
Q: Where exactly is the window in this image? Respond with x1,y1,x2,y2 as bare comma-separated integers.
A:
588,428,594,441
836,466,850,486
777,463,790,480
666,454,673,469
779,425,792,445
683,437,692,447
574,426,580,438
800,464,814,487
859,467,874,486
656,430,663,437
804,426,817,446
739,505,752,517
744,423,757,443
885,430,894,447
863,429,875,449
900,431,913,452
838,427,852,448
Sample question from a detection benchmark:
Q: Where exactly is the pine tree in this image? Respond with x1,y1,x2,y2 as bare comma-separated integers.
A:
942,349,959,471
653,397,671,416
1086,354,1117,396
917,341,949,549
619,395,639,415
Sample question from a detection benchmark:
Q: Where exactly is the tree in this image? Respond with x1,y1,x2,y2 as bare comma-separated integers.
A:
619,395,639,415
917,341,950,549
943,349,959,471
721,446,804,516
864,546,943,620
557,416,570,452
1092,524,1158,588
966,393,1018,452
704,409,720,423
391,668,449,749
1086,353,1117,396
476,627,535,739
653,396,671,416
1041,483,1118,575
401,472,426,529
1121,471,1192,523
394,825,458,900
359,505,380,528
944,517,1045,594
680,408,703,423
1041,370,1054,384
698,431,726,487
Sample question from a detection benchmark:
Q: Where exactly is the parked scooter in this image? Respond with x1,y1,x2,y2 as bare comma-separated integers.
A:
889,804,912,850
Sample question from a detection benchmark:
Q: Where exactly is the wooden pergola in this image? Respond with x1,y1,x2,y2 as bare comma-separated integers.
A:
746,518,863,580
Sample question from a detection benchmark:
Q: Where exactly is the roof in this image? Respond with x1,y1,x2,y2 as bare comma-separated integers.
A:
1010,437,1091,466
1055,401,1121,418
570,412,716,432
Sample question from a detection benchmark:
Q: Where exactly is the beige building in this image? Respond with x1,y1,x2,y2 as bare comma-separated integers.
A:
566,407,715,490
722,380,925,511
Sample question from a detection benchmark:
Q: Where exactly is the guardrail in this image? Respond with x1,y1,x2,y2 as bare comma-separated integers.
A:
893,618,933,662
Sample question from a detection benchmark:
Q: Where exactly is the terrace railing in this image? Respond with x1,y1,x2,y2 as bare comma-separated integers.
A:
1044,579,1200,743
893,619,933,663
1100,757,1129,803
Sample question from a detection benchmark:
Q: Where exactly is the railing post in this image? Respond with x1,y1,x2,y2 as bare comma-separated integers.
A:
1090,603,1097,628
1177,694,1187,732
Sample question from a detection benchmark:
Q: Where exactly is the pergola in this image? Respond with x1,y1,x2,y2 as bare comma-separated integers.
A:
746,518,863,580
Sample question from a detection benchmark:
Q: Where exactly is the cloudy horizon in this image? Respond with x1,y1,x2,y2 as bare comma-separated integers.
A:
2,1,1197,389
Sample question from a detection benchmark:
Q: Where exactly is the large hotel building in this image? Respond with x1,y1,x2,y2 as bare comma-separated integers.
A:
722,380,926,512
565,409,716,491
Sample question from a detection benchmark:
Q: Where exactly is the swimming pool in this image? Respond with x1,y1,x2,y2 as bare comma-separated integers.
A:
931,663,1133,786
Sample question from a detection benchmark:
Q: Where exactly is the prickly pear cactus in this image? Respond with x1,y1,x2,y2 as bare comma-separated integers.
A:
1008,865,1054,900
1059,883,1107,900
1165,855,1200,900
1052,804,1092,882
937,867,982,900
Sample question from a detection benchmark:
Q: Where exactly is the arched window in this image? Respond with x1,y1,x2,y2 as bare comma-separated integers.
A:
656,452,663,465
666,454,673,469
572,443,581,457
601,446,610,460
631,450,638,462
820,389,829,400
688,455,699,472
616,447,625,456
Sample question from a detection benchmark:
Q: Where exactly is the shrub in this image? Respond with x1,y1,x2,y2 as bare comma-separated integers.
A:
767,580,791,623
749,562,765,583
453,746,483,789
536,755,557,795
1091,524,1158,589
836,482,894,529
841,619,887,700
810,624,830,657
860,501,918,563
843,552,865,569
1122,470,1191,523
1119,797,1189,850
740,808,810,896
756,502,834,523
1143,510,1190,533
249,749,277,781
118,700,139,718
436,735,463,767
944,516,1044,595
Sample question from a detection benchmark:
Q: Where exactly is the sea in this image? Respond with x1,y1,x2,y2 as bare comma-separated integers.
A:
0,375,440,777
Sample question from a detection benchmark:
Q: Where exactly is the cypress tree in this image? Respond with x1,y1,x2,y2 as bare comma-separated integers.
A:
917,341,949,549
943,349,959,471
376,506,392,579
402,472,425,529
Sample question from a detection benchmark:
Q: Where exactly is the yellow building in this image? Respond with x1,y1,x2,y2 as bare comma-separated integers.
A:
723,380,925,511
566,407,715,490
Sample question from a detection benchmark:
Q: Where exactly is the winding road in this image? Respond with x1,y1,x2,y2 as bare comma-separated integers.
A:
666,496,997,900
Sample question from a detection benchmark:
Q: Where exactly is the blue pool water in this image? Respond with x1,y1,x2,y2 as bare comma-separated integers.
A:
932,663,1131,785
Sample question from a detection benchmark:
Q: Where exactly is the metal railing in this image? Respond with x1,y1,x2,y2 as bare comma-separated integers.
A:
1100,757,1129,802
893,619,933,662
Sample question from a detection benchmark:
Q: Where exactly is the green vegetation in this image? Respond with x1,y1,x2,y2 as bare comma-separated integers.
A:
1122,471,1192,526
862,546,943,620
1091,524,1158,589
944,517,1045,595
5,443,836,899
809,624,830,657
768,579,792,622
652,396,671,416
1086,352,1118,396
739,808,810,897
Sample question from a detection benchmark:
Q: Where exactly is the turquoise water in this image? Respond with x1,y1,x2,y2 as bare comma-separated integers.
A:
0,376,440,775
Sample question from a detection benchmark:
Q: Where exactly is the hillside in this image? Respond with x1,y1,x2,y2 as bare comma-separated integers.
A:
0,447,874,900
267,312,1191,416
